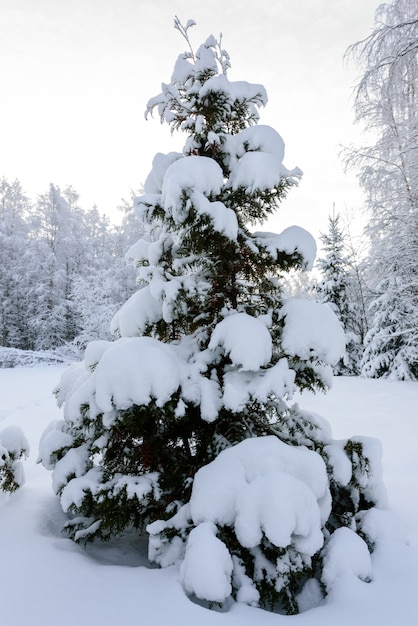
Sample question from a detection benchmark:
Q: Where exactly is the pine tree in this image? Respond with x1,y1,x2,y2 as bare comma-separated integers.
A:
316,212,362,375
28,184,83,349
361,221,418,380
40,20,386,614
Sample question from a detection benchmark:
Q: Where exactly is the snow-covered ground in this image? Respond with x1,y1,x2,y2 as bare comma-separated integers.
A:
1,366,417,625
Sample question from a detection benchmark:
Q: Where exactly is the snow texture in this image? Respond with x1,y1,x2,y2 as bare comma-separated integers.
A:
37,423,73,470
143,151,183,193
323,440,353,486
0,425,29,458
253,225,317,270
227,124,302,192
322,527,372,591
221,359,295,412
198,75,267,106
94,337,183,412
179,521,233,603
110,288,163,337
189,436,331,552
0,425,29,490
162,156,223,214
281,298,346,365
53,302,324,427
1,367,417,626
208,313,272,370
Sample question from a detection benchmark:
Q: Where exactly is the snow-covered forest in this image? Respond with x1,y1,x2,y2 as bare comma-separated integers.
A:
0,180,141,360
1,2,417,380
1,1,418,624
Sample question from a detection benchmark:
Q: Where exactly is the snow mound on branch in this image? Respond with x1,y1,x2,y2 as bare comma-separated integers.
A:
0,425,29,458
195,40,219,75
281,299,346,365
94,337,183,412
189,436,331,552
254,226,317,270
227,125,302,192
358,507,407,547
209,313,272,370
222,359,295,412
159,155,238,239
144,152,183,193
192,195,238,241
234,471,324,554
198,74,267,106
162,156,223,211
125,238,151,265
173,436,333,605
38,423,74,470
322,527,372,591
110,287,163,338
228,153,286,193
0,425,29,490
171,56,194,84
52,444,91,496
233,125,285,160
179,521,233,603
84,340,112,370
349,436,388,507
323,441,353,486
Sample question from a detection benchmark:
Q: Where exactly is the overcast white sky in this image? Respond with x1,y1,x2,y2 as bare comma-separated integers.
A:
0,0,381,240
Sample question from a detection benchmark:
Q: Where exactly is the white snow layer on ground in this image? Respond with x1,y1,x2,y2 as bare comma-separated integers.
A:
0,367,418,625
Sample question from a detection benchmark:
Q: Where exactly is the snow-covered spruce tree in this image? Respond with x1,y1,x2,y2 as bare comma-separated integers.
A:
39,20,386,614
316,213,362,375
361,255,418,380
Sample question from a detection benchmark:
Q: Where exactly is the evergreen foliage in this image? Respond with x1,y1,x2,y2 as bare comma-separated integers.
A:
316,212,362,375
40,20,386,614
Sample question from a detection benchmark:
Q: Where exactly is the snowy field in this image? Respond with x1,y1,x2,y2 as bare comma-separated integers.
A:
1,365,417,626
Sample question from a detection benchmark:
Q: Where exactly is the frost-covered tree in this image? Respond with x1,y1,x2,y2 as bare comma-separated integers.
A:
71,204,138,347
342,219,370,348
28,184,85,349
40,20,387,614
0,179,138,353
316,213,362,375
345,0,418,380
361,214,418,379
0,178,33,349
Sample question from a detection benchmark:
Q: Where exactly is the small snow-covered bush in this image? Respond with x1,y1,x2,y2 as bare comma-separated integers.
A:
39,19,387,614
0,426,29,492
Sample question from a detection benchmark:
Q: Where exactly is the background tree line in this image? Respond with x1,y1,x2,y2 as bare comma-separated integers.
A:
0,178,140,353
344,0,418,381
299,0,418,382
